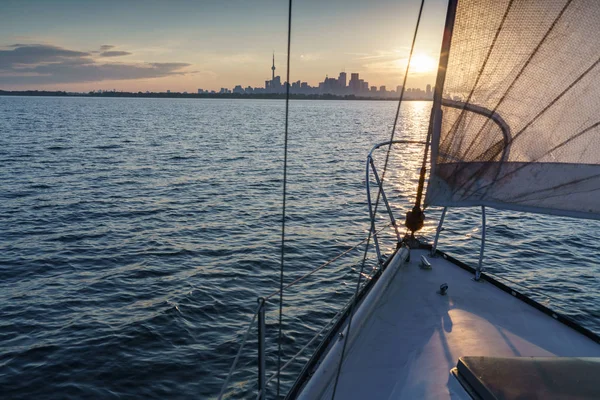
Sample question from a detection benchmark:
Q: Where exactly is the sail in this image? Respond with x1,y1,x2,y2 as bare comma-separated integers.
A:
425,0,600,220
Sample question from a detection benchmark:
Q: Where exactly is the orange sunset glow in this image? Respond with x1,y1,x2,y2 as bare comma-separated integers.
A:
0,0,448,93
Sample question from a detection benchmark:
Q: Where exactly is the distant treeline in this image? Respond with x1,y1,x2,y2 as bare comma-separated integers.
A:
0,90,71,97
0,90,431,101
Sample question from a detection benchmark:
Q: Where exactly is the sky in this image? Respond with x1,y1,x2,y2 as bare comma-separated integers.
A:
0,0,448,92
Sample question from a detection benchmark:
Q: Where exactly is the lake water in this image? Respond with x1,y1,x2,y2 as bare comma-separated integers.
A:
0,96,598,399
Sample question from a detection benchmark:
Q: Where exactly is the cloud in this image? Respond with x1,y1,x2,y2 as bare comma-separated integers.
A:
0,44,89,69
363,59,401,73
100,45,114,51
356,50,404,61
0,43,192,85
99,51,131,57
298,53,321,61
148,62,190,69
356,49,438,78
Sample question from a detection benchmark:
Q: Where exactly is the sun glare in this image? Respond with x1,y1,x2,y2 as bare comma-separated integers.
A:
407,53,437,74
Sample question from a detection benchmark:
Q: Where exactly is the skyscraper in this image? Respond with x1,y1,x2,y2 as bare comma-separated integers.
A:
338,72,347,88
349,73,360,94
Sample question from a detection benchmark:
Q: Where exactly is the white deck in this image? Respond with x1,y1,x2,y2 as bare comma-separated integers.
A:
298,248,600,399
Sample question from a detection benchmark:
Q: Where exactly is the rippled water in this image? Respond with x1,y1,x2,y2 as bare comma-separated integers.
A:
0,96,598,399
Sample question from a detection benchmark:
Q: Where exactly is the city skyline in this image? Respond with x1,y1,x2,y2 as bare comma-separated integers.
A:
194,54,434,99
0,0,447,92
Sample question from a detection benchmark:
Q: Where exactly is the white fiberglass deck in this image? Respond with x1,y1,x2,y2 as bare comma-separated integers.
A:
298,248,600,399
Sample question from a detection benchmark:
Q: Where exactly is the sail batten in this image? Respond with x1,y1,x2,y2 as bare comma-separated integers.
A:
426,0,600,220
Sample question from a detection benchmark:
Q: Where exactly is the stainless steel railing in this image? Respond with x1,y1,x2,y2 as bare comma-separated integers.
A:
366,140,427,262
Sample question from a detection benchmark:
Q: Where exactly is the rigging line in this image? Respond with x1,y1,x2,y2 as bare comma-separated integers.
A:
457,0,573,164
413,0,457,213
217,302,262,400
508,173,600,202
263,223,391,302
262,298,347,392
451,53,600,195
468,122,600,196
449,0,574,198
276,0,293,397
330,1,426,399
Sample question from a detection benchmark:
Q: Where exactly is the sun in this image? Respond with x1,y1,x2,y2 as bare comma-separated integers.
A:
408,53,437,74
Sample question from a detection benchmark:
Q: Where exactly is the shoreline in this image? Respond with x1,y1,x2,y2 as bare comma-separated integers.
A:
0,90,433,101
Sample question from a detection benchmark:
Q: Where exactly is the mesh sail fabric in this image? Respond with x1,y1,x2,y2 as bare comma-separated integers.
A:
425,0,600,220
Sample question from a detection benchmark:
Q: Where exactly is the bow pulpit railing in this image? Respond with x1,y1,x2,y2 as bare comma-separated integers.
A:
366,140,427,261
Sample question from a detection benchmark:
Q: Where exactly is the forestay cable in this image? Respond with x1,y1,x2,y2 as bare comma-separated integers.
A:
330,1,426,398
276,0,293,397
406,0,457,234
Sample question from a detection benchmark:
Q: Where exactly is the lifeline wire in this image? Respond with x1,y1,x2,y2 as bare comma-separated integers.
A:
330,1,426,398
276,0,293,397
263,224,390,302
217,302,262,400
218,225,389,398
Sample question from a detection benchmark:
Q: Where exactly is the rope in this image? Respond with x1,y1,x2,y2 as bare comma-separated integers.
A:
217,302,262,400
276,0,293,396
330,1,426,398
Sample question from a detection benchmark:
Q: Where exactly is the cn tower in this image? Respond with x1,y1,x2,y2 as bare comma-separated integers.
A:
271,53,276,81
